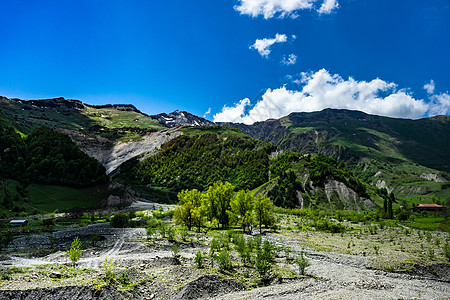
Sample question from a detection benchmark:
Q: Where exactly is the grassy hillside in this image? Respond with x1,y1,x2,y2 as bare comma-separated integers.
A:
0,97,165,140
224,109,450,206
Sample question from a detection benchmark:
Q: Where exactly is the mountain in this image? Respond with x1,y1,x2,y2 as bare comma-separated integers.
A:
1,96,448,213
0,96,164,138
151,110,214,127
220,109,450,201
117,126,377,210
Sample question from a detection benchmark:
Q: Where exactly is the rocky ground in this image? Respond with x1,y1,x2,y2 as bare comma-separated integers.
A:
1,207,449,299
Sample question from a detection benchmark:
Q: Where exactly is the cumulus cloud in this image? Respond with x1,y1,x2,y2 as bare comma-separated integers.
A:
318,0,339,15
234,0,339,19
213,69,433,124
281,54,297,65
250,33,288,58
213,98,251,123
424,80,435,95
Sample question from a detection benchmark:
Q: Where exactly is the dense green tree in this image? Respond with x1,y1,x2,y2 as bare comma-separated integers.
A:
230,190,254,233
205,181,234,229
174,189,205,231
253,194,274,234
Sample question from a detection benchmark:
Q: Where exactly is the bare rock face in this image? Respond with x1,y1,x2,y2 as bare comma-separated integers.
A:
375,180,392,193
62,128,183,175
420,173,447,183
324,179,376,210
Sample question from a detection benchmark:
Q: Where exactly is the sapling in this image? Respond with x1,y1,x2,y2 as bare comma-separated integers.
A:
68,236,82,265
296,249,310,275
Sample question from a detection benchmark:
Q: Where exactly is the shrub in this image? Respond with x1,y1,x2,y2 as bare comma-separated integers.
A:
313,219,346,233
68,236,82,265
147,217,161,229
262,240,276,263
215,248,232,271
194,250,204,268
102,256,115,284
171,245,180,259
296,249,310,275
110,213,129,228
443,242,450,261
157,222,168,238
167,226,176,242
254,247,272,281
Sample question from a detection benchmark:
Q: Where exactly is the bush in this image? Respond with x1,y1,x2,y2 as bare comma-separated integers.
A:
215,248,233,271
171,245,180,259
110,213,129,228
102,256,115,284
147,217,161,229
68,236,83,265
313,219,346,233
194,250,204,268
255,247,272,281
443,243,450,261
167,226,176,242
209,237,221,257
296,249,310,275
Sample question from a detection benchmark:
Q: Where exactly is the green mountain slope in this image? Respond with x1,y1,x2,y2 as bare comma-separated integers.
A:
118,127,379,211
0,114,111,215
0,96,165,140
222,109,450,203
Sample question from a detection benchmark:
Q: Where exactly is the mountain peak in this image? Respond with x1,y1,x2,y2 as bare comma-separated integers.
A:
151,110,214,127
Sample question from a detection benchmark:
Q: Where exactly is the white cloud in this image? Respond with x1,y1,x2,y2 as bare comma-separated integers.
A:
423,79,450,115
203,107,211,118
281,54,297,65
213,98,251,123
318,0,339,15
250,33,288,58
424,80,435,95
428,92,450,116
213,69,433,124
234,0,339,19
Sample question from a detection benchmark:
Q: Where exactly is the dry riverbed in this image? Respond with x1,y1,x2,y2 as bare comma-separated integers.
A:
1,210,449,299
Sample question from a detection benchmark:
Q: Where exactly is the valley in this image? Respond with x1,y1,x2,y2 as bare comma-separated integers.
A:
0,97,449,299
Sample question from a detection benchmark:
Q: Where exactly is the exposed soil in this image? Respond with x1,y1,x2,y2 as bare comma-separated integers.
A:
1,218,449,299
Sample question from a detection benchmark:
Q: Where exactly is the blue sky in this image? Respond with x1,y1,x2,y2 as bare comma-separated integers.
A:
0,0,449,122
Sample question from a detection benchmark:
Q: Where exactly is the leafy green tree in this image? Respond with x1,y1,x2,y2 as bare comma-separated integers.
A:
230,190,254,233
205,181,234,229
253,194,274,234
174,189,205,231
